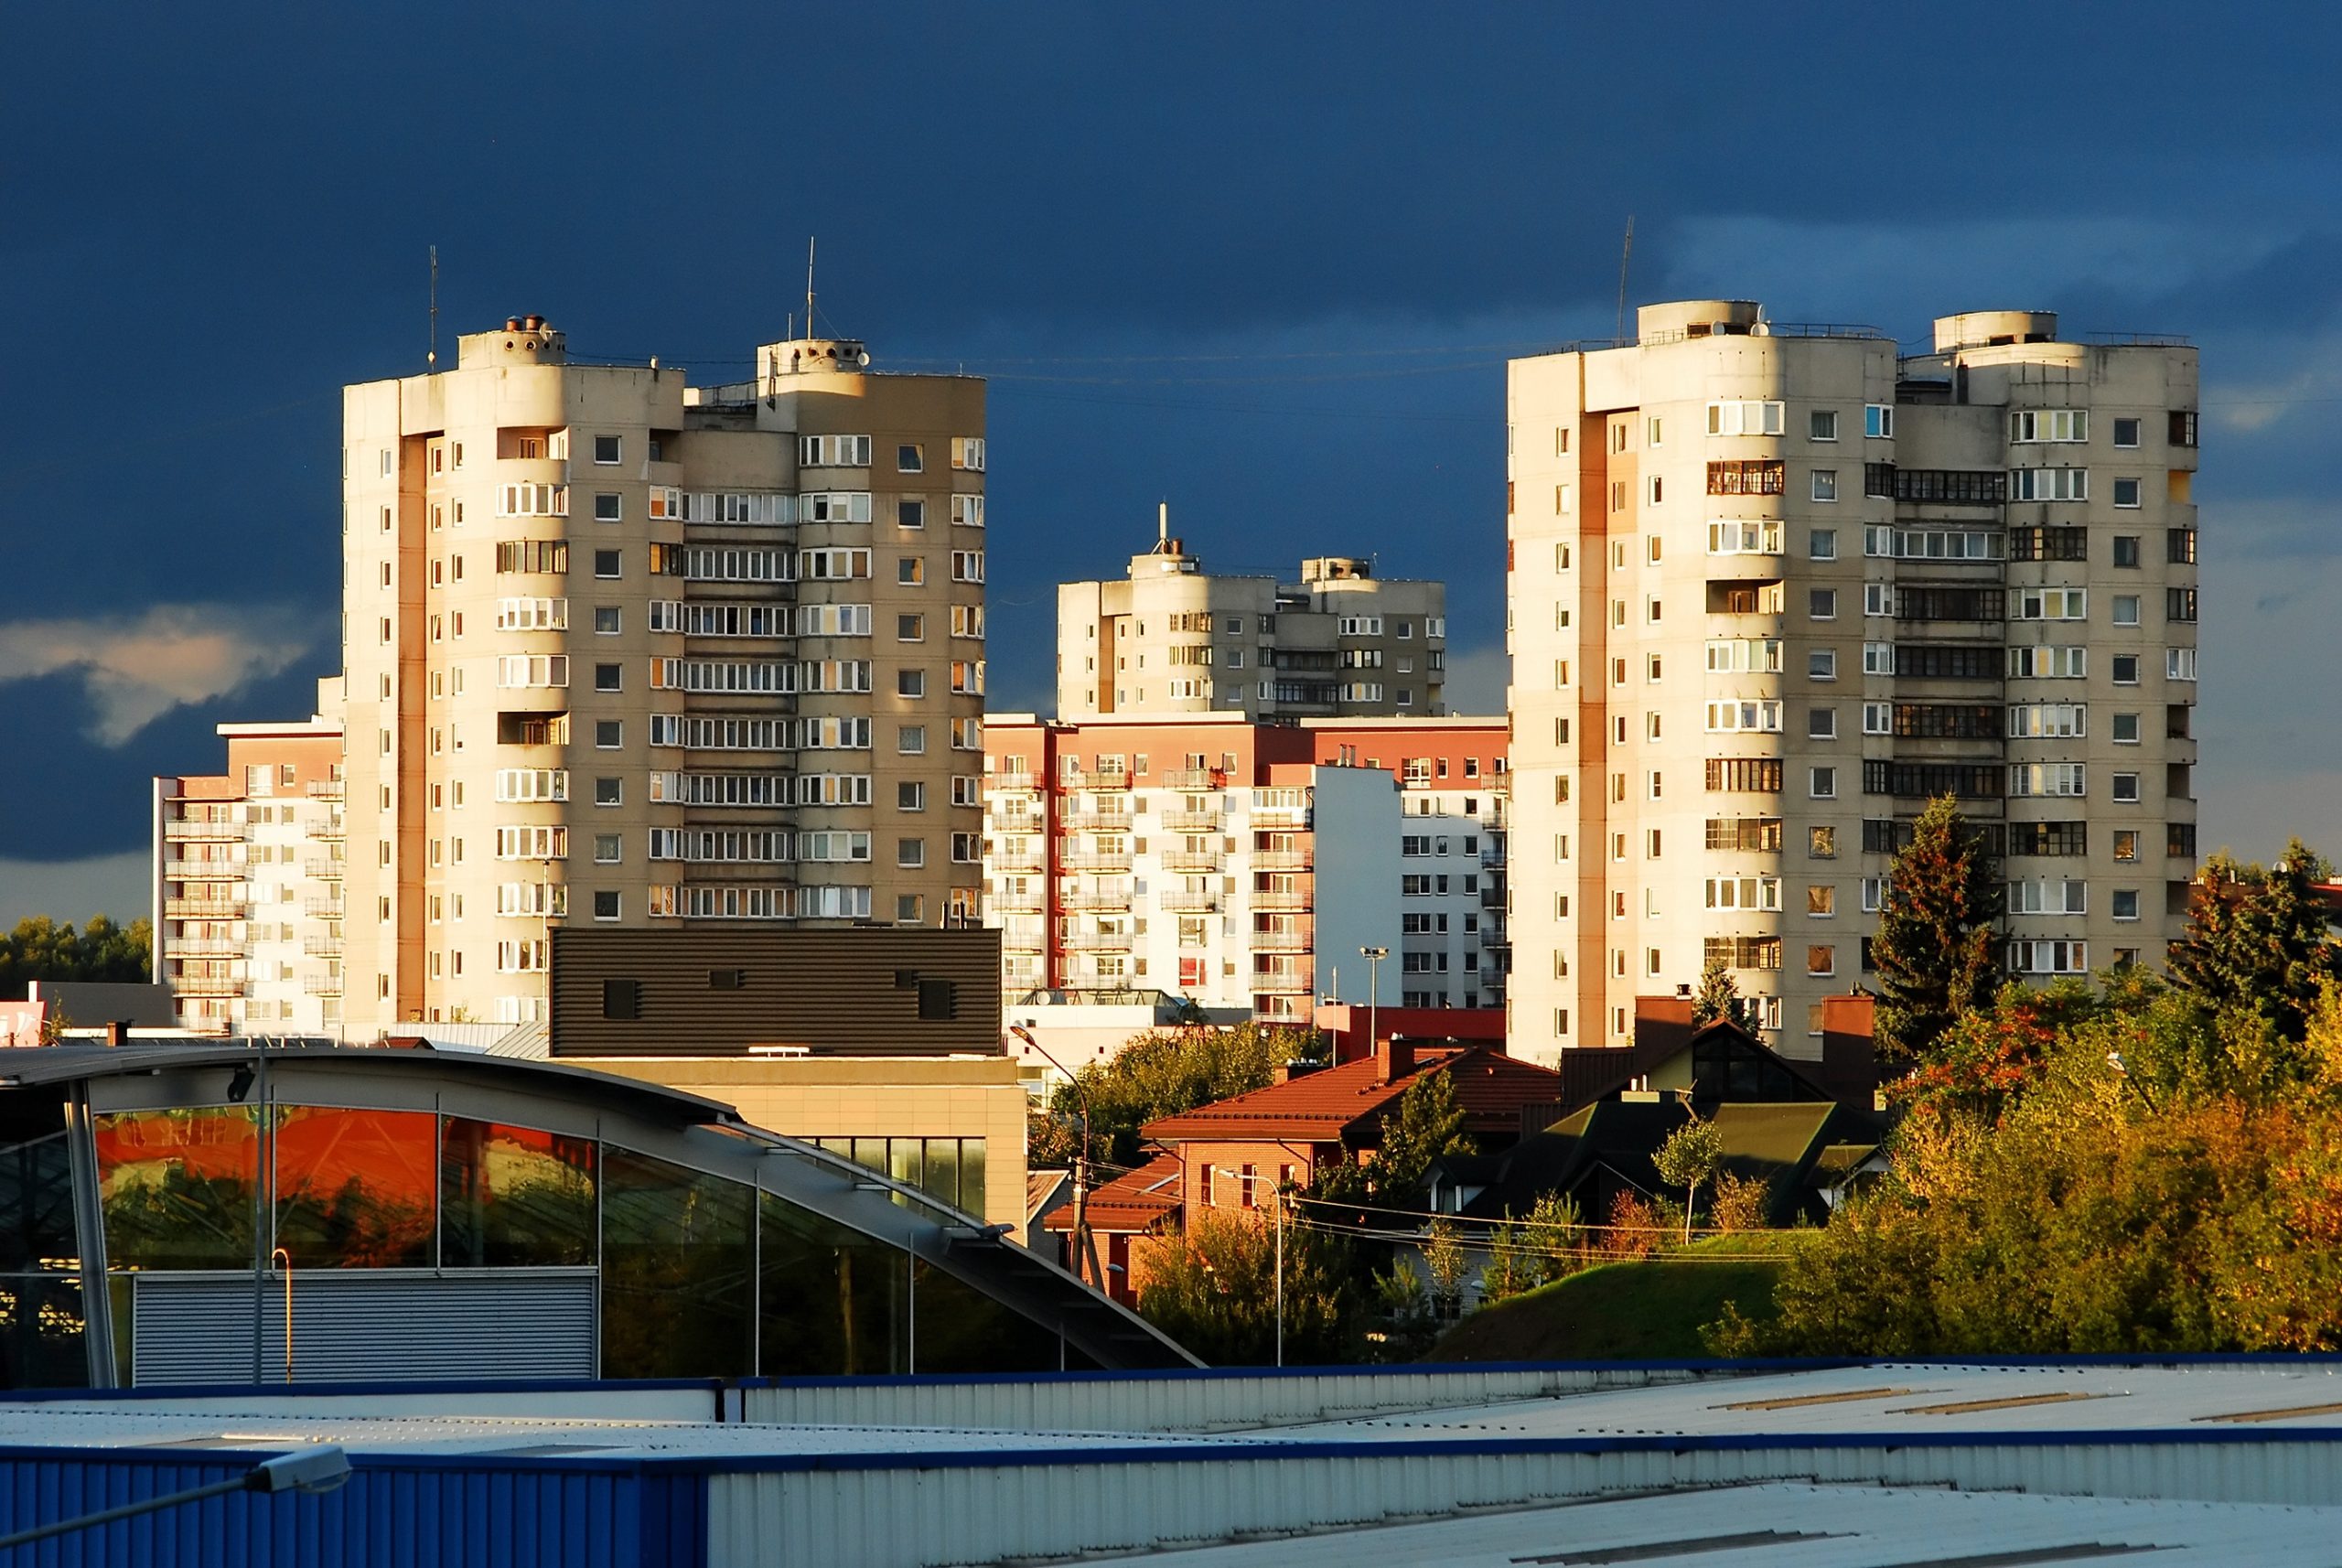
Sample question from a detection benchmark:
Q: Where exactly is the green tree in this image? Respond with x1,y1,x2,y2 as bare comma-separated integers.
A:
1690,955,1741,1026
1520,1191,1585,1283
1652,1115,1725,1244
1422,1218,1468,1315
1134,1207,1362,1365
1370,1068,1472,1201
1028,1022,1327,1168
1872,796,2001,1061
2166,840,2340,1041
0,915,152,996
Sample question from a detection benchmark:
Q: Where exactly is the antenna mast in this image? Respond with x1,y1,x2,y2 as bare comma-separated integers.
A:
1615,216,1634,343
427,246,439,370
805,236,817,338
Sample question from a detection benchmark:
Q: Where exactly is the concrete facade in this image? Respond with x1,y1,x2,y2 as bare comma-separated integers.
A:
340,318,987,1029
1507,300,2201,1062
1058,527,1445,720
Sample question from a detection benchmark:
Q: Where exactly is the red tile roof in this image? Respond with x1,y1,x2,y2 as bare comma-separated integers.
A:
1141,1047,1565,1145
1038,1154,1182,1235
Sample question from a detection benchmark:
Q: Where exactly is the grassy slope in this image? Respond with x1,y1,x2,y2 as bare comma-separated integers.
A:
1424,1235,1793,1362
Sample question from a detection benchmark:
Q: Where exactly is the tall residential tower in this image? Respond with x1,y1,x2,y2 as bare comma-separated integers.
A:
342,317,988,1028
1508,301,2199,1063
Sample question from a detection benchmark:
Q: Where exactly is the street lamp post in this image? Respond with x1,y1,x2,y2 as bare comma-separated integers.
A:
1213,1165,1284,1368
1359,946,1389,1059
1010,1025,1103,1290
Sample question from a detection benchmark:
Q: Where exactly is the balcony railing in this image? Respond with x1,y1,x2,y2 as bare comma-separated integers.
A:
164,819,243,841
1060,810,1136,832
171,973,247,998
1067,771,1133,792
989,771,1038,792
1251,967,1314,993
1251,890,1313,912
1252,851,1314,873
1156,889,1219,913
303,897,346,919
1059,852,1133,873
1159,851,1221,874
1160,809,1222,831
1057,888,1133,911
1249,805,1311,827
1163,768,1223,790
165,940,243,958
306,779,346,800
166,897,247,918
305,858,346,880
1251,925,1312,951
303,974,345,996
991,849,1047,873
1481,926,1511,949
163,860,242,881
1058,930,1135,951
989,812,1047,835
303,935,342,957
1479,885,1506,909
996,928,1046,950
992,886,1046,910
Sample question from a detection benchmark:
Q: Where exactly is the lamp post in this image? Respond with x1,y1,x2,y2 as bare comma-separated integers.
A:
1010,1025,1103,1290
1214,1165,1284,1368
1359,946,1389,1059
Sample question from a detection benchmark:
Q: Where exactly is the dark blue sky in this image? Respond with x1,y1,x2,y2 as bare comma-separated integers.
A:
5,2,2339,917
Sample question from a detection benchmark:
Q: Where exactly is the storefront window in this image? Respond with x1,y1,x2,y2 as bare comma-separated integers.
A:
272,1106,436,1268
93,1107,260,1271
757,1193,908,1377
601,1148,753,1378
440,1118,596,1268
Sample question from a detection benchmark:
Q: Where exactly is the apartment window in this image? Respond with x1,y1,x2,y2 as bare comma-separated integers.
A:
1807,885,1835,917
2166,648,2197,682
2167,587,2198,623
897,838,926,869
1646,475,1665,505
594,663,622,692
594,778,621,807
596,720,623,749
1706,400,1784,436
1810,649,1837,681
2111,772,2142,803
2112,595,2142,627
2113,417,2142,447
2113,477,2143,509
1810,824,1836,858
1647,654,1663,682
1809,706,1837,740
1810,587,1836,620
2169,411,2198,447
1810,767,1837,800
593,891,620,921
1807,945,1836,977
2112,654,2142,685
585,435,618,465
897,443,924,473
897,669,927,698
590,492,622,524
2111,888,2142,922
1810,468,1838,502
1864,404,1894,439
897,499,925,529
1810,528,1837,561
593,549,621,579
1810,408,1839,442
898,557,925,585
2113,535,2142,568
898,725,927,754
593,834,621,865
2113,829,2141,864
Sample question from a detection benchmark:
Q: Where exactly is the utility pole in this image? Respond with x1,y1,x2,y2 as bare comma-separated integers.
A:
1217,1165,1284,1368
1360,946,1389,1060
1012,1026,1103,1288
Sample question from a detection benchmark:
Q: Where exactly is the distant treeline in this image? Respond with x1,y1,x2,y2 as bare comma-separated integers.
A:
0,916,152,999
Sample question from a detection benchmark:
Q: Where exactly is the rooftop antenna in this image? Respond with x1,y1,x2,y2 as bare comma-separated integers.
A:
1157,499,1169,549
1615,216,1634,343
427,245,439,371
805,236,817,338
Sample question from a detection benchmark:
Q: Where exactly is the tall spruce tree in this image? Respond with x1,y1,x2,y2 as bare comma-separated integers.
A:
1691,954,1741,1026
2166,839,2339,1041
1872,796,2001,1062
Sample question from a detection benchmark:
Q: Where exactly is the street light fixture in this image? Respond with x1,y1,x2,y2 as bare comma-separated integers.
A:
1359,946,1390,1060
1010,1024,1104,1289
1212,1164,1285,1368
0,1446,350,1552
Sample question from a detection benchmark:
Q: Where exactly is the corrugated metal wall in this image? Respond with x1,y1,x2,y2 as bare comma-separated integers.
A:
549,929,1003,1057
130,1272,596,1387
0,1455,704,1567
741,1364,1708,1431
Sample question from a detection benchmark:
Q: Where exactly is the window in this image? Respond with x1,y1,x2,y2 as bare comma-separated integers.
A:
2009,940,2089,975
594,549,621,579
1705,401,1784,436
2113,477,2143,508
2009,409,2088,444
898,725,927,754
2010,467,2089,501
2007,878,2089,915
2166,648,2197,682
951,550,985,583
593,492,621,522
1810,587,1836,620
1810,527,1837,561
1864,582,1893,617
2113,535,2142,568
2112,595,2142,627
2011,762,2086,797
2113,417,2142,447
1863,702,1892,735
1810,649,1837,680
2112,888,2141,921
950,436,986,471
1810,468,1838,502
1808,706,1837,740
2012,587,2087,621
595,662,622,693
593,891,620,921
1864,404,1894,439
1808,945,1835,977
2111,771,2142,802
897,838,926,868
1704,700,1780,733
2167,587,2198,623
2169,411,2198,447
1810,767,1836,799
897,499,925,529
1809,824,1836,858
593,834,621,865
897,556,925,585
2167,528,2197,564
897,443,924,473
596,720,622,748
2113,654,2142,684
1704,876,1782,911
897,669,927,699
1810,408,1839,442
1707,520,1783,555
595,778,621,806
593,435,620,465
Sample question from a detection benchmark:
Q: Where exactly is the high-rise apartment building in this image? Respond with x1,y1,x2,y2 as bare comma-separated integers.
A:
983,714,1509,1021
342,317,987,1028
1057,523,1445,719
1508,300,2199,1063
152,678,347,1033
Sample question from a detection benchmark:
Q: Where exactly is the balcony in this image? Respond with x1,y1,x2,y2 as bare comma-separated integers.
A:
1480,926,1511,950
990,812,1047,835
163,859,242,881
1252,851,1313,873
1159,808,1222,831
991,848,1047,873
303,973,345,997
1068,771,1134,793
1249,805,1311,828
1156,888,1219,913
992,886,1046,911
990,770,1038,793
164,818,242,841
1479,884,1506,909
1252,966,1314,994
1059,852,1133,874
172,972,246,998
1251,889,1313,912
305,858,346,880
166,940,244,958
303,897,346,920
1057,888,1133,912
303,935,343,957
1164,768,1223,790
1160,851,1221,875
997,928,1046,951
306,779,346,800
1251,924,1312,951
166,897,247,919
1059,930,1136,952
1060,810,1136,832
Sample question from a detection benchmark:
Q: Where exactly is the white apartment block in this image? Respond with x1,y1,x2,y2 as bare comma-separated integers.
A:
983,715,1509,1023
341,317,986,1030
1508,301,2200,1064
153,679,347,1034
1058,522,1445,720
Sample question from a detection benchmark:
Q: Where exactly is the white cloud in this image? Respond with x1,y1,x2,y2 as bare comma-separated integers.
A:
0,605,314,745
0,852,152,928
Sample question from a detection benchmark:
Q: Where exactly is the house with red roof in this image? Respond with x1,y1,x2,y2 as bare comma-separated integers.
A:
1037,1154,1182,1306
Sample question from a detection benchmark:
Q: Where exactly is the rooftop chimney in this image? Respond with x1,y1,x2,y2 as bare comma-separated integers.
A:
1377,1037,1415,1083
104,1019,131,1048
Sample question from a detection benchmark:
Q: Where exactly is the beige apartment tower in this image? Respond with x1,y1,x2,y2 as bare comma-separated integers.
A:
1508,301,2200,1064
343,317,987,1028
1058,521,1446,719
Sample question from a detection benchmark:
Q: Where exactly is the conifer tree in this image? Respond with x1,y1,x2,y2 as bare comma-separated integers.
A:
2167,839,2339,1041
1691,955,1741,1026
1872,796,2000,1062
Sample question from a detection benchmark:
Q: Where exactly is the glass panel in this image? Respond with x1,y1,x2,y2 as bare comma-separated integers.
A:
0,1275,88,1389
959,1141,986,1225
271,1107,436,1268
850,1136,888,1173
910,1260,1063,1374
0,1090,76,1273
887,1141,919,1194
440,1119,596,1268
601,1148,754,1379
920,1141,960,1210
757,1192,908,1376
94,1107,260,1271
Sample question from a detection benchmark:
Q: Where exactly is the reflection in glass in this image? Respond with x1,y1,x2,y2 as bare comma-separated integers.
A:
758,1193,908,1376
0,1275,87,1390
272,1107,436,1268
94,1107,260,1270
910,1260,1064,1375
0,1090,75,1273
441,1119,596,1268
602,1148,753,1378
